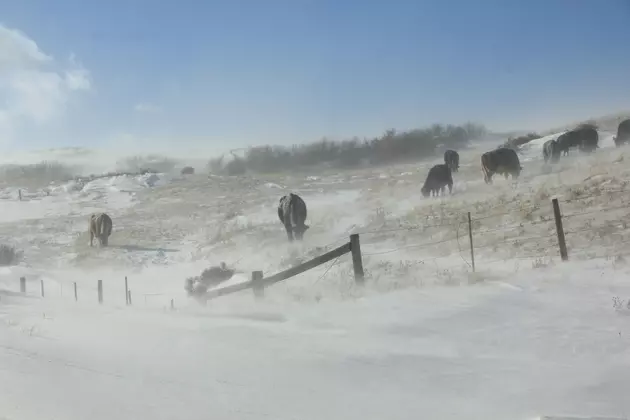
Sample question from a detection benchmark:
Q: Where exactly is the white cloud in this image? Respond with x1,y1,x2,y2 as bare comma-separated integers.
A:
0,24,92,143
134,102,162,113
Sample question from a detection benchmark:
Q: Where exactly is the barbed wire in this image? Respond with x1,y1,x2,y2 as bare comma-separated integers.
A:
362,235,460,256
472,233,556,251
476,253,560,265
350,212,552,239
471,204,543,221
562,203,630,219
355,220,459,235
313,256,343,285
474,219,553,235
562,188,630,203
564,224,630,236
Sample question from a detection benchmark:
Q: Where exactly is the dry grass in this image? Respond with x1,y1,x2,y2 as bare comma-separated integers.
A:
3,130,630,300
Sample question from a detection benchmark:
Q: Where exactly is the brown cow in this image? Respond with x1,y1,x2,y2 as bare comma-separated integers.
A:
89,213,113,247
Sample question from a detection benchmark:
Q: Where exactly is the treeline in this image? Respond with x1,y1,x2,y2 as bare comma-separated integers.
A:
208,122,488,175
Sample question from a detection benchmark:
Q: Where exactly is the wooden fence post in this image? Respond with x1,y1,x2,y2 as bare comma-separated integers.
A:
127,290,132,305
350,234,365,285
97,280,103,304
170,298,175,310
251,271,264,298
40,279,45,297
20,276,26,293
125,276,129,305
552,198,568,261
467,212,476,272
74,282,78,301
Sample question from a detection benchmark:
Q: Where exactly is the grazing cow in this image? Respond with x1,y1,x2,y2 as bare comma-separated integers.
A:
481,147,522,184
421,164,453,197
543,139,561,164
89,213,113,247
180,166,195,175
557,126,599,155
576,125,599,153
556,131,580,156
277,193,309,242
443,150,460,173
614,119,630,147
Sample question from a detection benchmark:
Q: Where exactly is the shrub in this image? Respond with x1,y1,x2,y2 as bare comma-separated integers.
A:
207,122,487,175
0,161,77,186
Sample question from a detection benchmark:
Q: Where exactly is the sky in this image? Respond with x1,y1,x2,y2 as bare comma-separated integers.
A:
1,0,629,155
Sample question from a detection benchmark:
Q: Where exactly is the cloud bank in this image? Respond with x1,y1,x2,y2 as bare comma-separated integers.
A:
0,24,91,144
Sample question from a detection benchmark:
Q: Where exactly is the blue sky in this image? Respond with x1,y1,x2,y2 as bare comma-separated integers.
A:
1,0,629,153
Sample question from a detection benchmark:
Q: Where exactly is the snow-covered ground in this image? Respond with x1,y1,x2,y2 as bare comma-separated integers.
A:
2,130,630,420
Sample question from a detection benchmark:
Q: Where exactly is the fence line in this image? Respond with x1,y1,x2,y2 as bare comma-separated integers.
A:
563,188,629,203
12,192,630,308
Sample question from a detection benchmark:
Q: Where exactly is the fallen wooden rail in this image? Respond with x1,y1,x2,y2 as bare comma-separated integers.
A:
203,234,364,301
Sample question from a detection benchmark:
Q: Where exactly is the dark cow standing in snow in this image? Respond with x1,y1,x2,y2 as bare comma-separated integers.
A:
614,119,630,147
556,131,580,156
277,193,309,242
543,139,561,164
443,150,460,173
481,147,522,184
557,125,599,155
421,164,453,197
577,125,599,153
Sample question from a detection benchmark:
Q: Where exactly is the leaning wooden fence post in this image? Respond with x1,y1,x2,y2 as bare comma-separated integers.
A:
467,212,476,272
20,276,26,293
552,198,569,261
74,282,78,301
125,276,129,305
97,280,103,304
252,271,264,298
40,279,45,297
350,234,365,285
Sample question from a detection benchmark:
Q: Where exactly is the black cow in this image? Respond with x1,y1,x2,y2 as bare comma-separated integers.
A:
443,150,460,173
481,147,522,184
421,164,453,197
556,131,580,156
614,119,630,147
277,193,309,242
557,126,599,155
543,139,560,164
577,126,598,153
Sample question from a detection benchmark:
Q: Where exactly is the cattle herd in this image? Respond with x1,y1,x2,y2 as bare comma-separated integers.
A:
424,118,630,201
86,118,630,249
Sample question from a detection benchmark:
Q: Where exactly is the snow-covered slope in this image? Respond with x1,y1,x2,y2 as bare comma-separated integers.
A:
2,131,630,420
2,259,630,420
